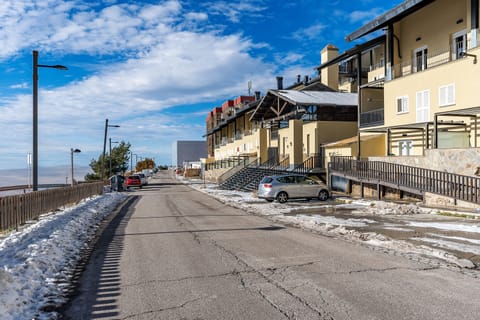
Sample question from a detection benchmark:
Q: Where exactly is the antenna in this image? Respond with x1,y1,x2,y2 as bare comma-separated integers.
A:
247,80,252,96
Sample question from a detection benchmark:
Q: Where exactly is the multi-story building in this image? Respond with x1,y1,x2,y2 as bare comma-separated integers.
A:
205,93,269,163
346,0,480,157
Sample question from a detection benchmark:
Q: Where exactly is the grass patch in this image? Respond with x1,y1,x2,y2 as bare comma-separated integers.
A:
437,211,477,219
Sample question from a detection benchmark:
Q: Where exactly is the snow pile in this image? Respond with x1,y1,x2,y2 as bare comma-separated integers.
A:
361,201,431,215
0,192,127,320
192,182,479,269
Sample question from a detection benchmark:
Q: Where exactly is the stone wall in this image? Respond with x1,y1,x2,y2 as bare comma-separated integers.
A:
369,148,480,177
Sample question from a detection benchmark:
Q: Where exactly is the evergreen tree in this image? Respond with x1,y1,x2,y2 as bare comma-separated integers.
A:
85,141,131,181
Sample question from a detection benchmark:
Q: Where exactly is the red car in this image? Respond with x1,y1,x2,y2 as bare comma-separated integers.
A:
126,175,142,189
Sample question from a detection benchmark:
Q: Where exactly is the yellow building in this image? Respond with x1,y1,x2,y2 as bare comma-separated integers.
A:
346,0,480,156
249,88,358,173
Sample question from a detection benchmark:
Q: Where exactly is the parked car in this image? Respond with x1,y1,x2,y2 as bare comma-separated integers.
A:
135,173,148,185
126,175,142,189
109,175,125,191
258,174,329,203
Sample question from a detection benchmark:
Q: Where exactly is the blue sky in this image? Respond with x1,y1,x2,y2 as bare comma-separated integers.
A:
0,0,402,179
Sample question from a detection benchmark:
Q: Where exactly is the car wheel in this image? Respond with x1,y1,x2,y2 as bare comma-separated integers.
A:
318,190,329,201
266,199,274,203
276,191,288,203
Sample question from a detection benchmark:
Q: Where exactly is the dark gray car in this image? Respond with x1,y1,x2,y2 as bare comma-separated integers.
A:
258,174,329,203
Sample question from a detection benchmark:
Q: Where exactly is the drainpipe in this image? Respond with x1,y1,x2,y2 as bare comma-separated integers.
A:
356,52,362,159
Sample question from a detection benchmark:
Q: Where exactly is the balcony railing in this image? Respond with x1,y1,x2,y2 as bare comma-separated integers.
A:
360,108,384,128
390,45,472,80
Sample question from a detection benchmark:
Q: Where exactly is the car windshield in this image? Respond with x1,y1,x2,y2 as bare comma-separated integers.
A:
260,177,273,183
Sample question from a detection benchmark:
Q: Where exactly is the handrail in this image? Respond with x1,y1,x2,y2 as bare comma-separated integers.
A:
329,156,480,204
217,157,258,183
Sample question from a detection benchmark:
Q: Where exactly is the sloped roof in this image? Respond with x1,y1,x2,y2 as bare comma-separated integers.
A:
274,90,357,106
346,0,436,41
250,90,358,121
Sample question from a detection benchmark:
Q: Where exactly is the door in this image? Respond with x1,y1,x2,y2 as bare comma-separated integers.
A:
414,46,428,72
452,30,467,60
399,140,413,156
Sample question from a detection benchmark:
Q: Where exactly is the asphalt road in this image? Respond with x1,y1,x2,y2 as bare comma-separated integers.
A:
62,171,480,320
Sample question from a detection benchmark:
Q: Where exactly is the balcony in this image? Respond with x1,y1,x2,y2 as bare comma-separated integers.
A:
360,108,384,128
390,45,474,80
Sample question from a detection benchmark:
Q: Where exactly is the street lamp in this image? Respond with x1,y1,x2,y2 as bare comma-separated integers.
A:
33,50,67,191
109,138,119,177
101,119,120,181
130,152,138,173
70,148,81,186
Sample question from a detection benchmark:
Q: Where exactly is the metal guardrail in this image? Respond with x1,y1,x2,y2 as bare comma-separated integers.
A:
329,156,480,204
293,154,325,174
0,182,104,232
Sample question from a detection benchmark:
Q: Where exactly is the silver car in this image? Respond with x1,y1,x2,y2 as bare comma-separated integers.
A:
258,174,329,203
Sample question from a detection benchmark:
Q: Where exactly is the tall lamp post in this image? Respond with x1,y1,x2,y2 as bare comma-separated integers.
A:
101,119,120,181
130,152,138,173
33,50,67,191
109,138,119,177
70,148,81,186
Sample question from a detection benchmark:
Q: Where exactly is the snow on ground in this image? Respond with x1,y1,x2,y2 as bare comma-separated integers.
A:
1,174,479,319
184,177,479,269
0,192,127,320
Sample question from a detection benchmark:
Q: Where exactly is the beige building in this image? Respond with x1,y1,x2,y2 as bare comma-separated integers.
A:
345,0,480,157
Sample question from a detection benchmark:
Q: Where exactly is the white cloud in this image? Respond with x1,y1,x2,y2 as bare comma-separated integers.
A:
9,82,28,89
290,23,327,41
348,8,384,24
0,0,281,169
203,0,268,23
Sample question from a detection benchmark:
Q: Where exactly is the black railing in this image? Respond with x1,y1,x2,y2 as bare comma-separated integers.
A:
360,108,384,128
206,155,250,171
293,154,325,174
329,156,480,204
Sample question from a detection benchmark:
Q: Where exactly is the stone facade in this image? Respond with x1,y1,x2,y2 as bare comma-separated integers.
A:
370,148,480,177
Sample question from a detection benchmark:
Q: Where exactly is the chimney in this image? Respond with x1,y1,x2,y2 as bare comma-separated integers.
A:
304,75,309,85
276,76,283,90
255,91,261,101
320,44,339,90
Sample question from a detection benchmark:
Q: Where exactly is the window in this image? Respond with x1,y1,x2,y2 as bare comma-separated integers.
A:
396,96,409,114
416,90,430,122
399,140,413,156
439,84,455,107
414,46,428,72
452,30,467,60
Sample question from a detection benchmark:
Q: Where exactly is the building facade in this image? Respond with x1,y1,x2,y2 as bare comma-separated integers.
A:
171,140,207,167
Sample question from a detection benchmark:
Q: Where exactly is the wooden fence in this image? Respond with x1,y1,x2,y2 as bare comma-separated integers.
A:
0,182,104,232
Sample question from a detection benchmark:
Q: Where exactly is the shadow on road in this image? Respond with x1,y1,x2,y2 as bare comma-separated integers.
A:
61,195,139,319
116,225,286,237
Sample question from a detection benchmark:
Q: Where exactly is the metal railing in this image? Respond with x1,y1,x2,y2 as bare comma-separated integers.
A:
293,154,325,174
0,182,104,232
360,108,384,128
205,155,251,171
329,156,480,204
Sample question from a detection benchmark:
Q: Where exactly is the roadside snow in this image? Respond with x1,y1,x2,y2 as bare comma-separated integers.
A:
188,179,478,269
0,192,127,320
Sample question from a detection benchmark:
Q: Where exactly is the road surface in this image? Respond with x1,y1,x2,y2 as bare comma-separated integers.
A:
62,171,480,319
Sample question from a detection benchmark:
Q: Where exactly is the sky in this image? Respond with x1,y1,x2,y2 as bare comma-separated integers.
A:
0,0,403,182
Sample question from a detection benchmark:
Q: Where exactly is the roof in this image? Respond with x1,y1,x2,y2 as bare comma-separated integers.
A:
346,0,436,41
317,35,386,70
250,90,358,121
323,134,380,148
272,90,357,106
